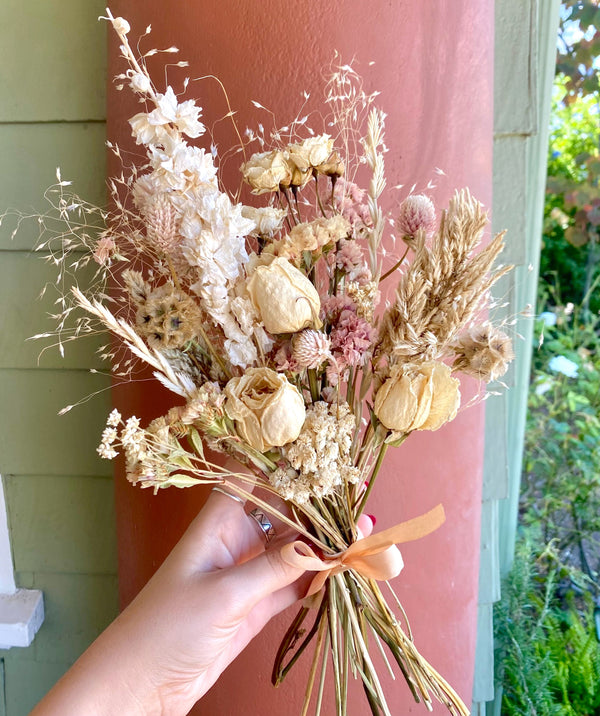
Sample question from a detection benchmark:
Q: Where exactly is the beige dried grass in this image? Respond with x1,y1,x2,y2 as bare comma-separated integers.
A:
378,189,511,365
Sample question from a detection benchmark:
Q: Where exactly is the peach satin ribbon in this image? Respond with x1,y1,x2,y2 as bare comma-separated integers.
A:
281,504,446,595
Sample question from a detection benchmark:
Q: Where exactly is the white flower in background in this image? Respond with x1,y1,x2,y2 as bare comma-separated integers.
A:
151,87,205,137
548,355,579,378
539,311,557,327
129,112,172,146
129,87,205,146
534,377,554,396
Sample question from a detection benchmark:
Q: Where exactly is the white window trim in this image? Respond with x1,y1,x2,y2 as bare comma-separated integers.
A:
0,475,44,649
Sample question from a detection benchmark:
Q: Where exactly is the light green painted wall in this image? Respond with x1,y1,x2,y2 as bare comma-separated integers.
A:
471,1,561,712
0,3,118,714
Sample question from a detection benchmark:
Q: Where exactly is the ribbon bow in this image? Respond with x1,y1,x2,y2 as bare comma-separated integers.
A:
281,504,446,595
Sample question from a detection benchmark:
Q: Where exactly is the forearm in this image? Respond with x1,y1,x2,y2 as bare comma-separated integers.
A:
29,613,178,716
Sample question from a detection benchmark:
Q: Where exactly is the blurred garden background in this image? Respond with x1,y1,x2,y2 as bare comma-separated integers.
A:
494,1,600,712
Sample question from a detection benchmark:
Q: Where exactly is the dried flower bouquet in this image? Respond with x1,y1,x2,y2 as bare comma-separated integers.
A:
13,10,516,716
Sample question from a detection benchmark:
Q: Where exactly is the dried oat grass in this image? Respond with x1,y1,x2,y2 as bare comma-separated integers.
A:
378,189,511,365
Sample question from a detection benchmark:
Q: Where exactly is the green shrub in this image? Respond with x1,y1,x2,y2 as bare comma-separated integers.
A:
521,313,600,578
495,534,600,716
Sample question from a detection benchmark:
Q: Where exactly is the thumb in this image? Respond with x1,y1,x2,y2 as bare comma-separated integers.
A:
226,542,306,610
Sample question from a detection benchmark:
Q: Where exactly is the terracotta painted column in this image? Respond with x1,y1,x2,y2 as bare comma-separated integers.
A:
108,2,493,713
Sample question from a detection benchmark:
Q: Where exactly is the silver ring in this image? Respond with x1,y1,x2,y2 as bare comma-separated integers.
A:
212,485,244,505
248,508,276,544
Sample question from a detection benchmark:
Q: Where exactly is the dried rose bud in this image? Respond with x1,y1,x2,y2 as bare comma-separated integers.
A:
374,361,460,433
288,136,334,172
397,195,436,241
292,329,331,369
452,325,514,382
246,257,322,334
224,368,306,451
112,17,131,35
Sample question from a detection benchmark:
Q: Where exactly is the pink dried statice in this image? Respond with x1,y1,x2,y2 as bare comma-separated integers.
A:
273,341,300,373
397,194,436,238
320,178,371,227
322,296,376,383
335,238,372,284
321,294,355,322
331,309,376,367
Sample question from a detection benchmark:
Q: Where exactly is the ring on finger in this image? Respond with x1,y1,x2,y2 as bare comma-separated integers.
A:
211,485,244,505
248,508,276,545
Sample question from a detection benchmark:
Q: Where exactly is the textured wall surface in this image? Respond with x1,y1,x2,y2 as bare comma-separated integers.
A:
0,2,118,713
107,2,494,714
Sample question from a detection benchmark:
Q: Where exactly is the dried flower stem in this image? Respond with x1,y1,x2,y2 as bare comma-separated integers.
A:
355,441,390,517
379,246,409,283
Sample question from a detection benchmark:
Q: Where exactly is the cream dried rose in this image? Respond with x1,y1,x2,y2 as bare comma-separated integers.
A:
241,150,292,194
246,256,322,334
374,361,460,433
288,136,334,172
224,367,306,451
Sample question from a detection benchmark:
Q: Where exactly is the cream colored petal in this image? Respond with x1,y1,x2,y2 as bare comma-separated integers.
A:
374,374,418,432
247,258,321,334
408,372,434,430
260,383,306,447
418,363,461,431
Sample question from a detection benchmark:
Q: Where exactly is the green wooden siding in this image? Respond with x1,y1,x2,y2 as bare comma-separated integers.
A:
0,2,117,713
472,0,561,712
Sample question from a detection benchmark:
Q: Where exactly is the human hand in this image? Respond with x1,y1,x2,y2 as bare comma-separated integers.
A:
31,489,373,716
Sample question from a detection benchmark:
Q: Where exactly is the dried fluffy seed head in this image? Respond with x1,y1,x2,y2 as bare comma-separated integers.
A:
397,195,436,240
292,329,331,369
452,325,514,382
345,280,380,322
135,283,204,350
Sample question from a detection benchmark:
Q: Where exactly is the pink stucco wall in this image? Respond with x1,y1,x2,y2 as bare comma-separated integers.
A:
108,2,493,713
